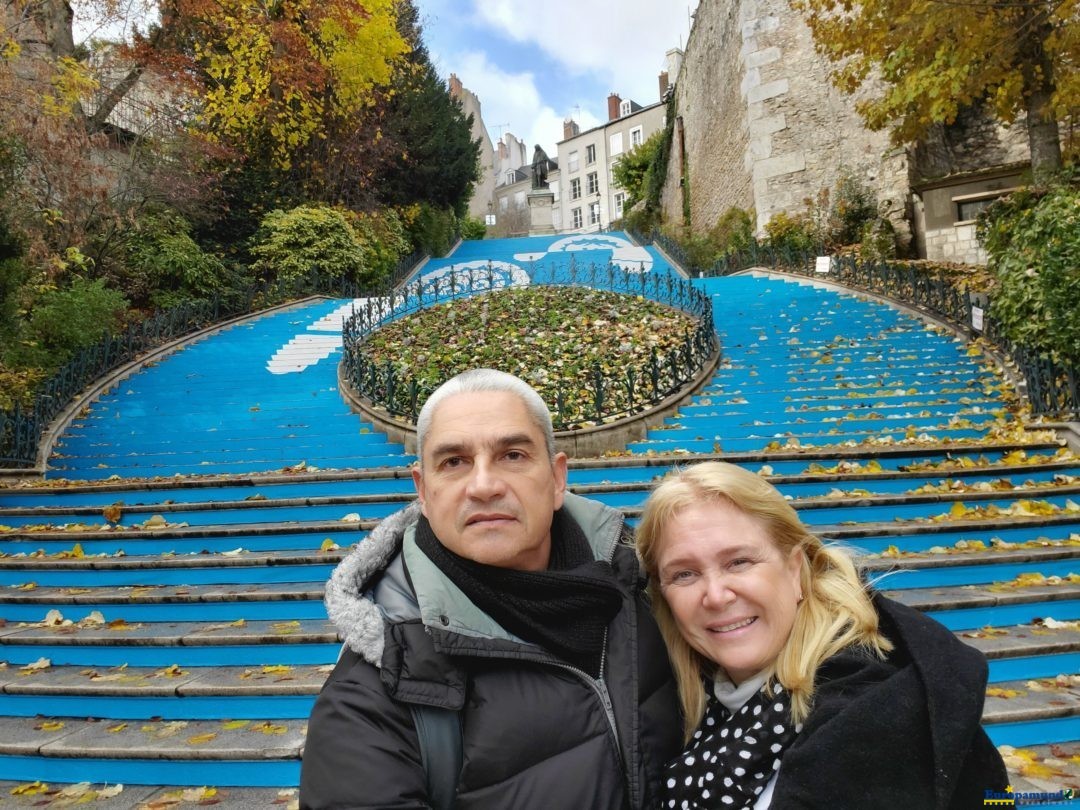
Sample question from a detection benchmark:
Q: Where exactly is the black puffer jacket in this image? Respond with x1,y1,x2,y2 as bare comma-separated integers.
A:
300,493,682,810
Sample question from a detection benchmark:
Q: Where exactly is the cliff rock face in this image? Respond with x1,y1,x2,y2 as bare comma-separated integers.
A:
660,0,1027,250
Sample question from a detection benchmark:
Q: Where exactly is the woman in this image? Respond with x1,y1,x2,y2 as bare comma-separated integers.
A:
636,461,1008,809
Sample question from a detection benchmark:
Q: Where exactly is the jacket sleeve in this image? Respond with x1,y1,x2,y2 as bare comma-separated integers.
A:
300,649,432,810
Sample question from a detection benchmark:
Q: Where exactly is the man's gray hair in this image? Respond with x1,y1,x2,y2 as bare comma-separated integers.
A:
416,369,556,462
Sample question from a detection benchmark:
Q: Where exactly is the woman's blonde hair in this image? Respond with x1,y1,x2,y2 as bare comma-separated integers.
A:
636,461,892,740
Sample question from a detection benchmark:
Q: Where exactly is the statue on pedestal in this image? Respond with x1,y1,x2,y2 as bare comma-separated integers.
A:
531,145,550,190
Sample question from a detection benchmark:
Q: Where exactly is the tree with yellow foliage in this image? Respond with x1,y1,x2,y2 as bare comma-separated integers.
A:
794,0,1077,173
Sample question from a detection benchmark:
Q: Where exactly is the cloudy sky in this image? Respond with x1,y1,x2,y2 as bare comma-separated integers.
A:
415,0,700,156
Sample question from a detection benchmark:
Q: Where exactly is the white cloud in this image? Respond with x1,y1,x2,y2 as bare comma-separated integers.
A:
470,0,697,108
444,50,601,156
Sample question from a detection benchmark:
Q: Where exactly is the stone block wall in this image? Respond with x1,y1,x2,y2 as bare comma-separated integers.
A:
924,223,988,265
661,0,912,242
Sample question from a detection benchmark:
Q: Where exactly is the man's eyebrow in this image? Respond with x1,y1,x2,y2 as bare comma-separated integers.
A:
428,433,538,460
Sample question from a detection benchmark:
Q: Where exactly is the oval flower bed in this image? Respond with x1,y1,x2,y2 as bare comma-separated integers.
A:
361,286,700,426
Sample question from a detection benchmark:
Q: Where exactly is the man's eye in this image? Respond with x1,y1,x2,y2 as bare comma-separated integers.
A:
442,457,464,469
504,450,526,461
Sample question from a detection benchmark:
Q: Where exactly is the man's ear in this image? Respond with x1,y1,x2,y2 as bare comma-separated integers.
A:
411,465,428,517
552,452,569,510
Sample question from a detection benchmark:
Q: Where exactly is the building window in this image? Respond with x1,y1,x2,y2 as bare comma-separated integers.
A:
506,171,516,184
553,208,562,230
585,144,596,164
570,178,581,200
589,202,600,226
619,99,632,117
586,172,598,195
951,188,1015,224
514,191,526,207
568,150,579,173
500,197,508,211
550,180,560,202
614,192,625,218
572,207,583,229
609,132,623,156
956,198,994,222
630,126,643,148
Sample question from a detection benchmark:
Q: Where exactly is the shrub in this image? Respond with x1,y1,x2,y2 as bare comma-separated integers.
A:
764,211,818,254
459,215,487,241
978,175,1080,363
22,278,128,365
859,216,898,263
709,207,755,255
407,203,458,257
123,210,229,308
829,172,878,247
348,209,411,285
250,205,368,287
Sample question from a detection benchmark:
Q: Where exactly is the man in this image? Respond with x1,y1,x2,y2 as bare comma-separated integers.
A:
300,369,680,809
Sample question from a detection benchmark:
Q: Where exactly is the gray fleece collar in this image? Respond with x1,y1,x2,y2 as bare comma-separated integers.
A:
324,502,420,666
323,493,627,665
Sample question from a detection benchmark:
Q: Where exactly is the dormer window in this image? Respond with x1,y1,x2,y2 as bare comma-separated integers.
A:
619,99,632,117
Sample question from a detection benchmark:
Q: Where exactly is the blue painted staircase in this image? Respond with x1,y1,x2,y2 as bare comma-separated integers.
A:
0,237,1077,806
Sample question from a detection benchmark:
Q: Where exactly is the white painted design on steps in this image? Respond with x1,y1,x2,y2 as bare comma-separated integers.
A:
547,234,632,252
610,246,654,273
267,334,342,375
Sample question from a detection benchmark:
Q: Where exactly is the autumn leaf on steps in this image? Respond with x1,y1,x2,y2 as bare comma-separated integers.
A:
187,732,218,745
35,720,65,731
102,504,122,523
985,687,1026,699
10,781,49,795
251,722,288,735
222,720,250,730
20,657,51,674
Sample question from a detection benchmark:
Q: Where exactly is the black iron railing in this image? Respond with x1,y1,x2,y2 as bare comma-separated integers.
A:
341,261,718,430
641,233,1079,420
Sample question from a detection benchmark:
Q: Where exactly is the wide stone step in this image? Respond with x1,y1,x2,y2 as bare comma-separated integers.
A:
0,618,339,667
0,716,305,786
0,781,297,807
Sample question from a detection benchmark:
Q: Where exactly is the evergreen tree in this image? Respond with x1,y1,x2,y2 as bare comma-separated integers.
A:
377,0,480,213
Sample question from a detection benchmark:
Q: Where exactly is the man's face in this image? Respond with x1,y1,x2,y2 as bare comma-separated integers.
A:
412,391,568,571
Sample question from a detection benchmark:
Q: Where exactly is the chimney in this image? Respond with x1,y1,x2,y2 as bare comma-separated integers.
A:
563,118,580,140
448,73,463,99
607,93,622,121
498,140,508,161
658,71,669,100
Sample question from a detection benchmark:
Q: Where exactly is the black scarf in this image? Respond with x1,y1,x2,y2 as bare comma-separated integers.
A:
413,509,623,677
662,681,800,809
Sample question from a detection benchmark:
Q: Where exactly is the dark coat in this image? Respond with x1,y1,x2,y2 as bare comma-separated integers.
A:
300,494,682,810
767,594,1009,809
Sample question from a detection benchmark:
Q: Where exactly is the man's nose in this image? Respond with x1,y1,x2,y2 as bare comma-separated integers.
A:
466,458,506,499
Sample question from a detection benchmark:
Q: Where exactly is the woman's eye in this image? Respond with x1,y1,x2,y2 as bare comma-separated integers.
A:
667,570,697,585
728,558,753,570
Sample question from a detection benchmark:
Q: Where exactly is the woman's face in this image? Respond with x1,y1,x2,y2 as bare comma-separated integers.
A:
656,500,804,684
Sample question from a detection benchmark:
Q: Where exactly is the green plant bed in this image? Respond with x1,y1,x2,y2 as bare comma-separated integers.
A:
362,286,700,425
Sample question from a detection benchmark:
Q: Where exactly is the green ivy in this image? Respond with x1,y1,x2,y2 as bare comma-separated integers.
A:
978,173,1080,363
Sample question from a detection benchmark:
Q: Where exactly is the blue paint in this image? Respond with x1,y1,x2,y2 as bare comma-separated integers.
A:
988,652,1080,682
0,755,301,787
984,715,1080,748
927,600,1080,630
0,599,328,622
0,564,336,587
0,531,366,557
868,557,1080,589
0,693,316,720
831,520,1080,554
0,644,341,667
